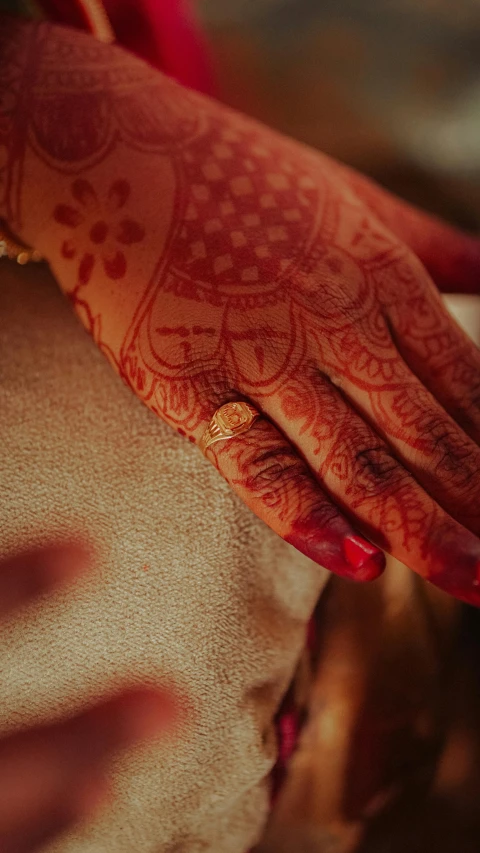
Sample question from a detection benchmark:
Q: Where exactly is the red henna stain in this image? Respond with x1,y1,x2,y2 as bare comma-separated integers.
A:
61,239,76,259
90,220,108,243
103,250,126,280
54,204,83,228
156,326,217,339
108,179,130,211
254,346,265,372
53,179,144,284
192,326,215,336
181,342,192,360
79,252,94,285
188,436,196,443
157,326,190,337
116,219,145,245
72,178,97,208
177,428,186,436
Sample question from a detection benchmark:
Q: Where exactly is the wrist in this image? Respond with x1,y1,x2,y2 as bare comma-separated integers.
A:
0,14,38,227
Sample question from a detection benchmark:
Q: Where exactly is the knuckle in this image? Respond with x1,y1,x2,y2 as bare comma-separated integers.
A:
198,375,241,417
354,445,401,492
245,445,306,495
419,419,478,494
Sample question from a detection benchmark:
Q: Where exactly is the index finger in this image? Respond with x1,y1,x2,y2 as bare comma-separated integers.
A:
0,543,92,621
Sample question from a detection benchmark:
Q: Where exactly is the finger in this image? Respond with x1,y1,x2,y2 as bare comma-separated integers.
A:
338,164,480,295
0,542,93,621
320,317,480,536
0,688,177,841
385,266,480,444
198,405,385,582
256,370,480,605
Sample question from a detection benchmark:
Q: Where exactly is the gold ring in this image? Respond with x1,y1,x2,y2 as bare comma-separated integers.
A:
199,401,261,455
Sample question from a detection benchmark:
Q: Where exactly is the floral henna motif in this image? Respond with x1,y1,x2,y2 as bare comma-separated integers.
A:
53,178,145,284
0,20,200,219
2,18,480,600
29,23,200,168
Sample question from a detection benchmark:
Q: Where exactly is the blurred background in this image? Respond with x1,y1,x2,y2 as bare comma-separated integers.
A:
198,0,480,232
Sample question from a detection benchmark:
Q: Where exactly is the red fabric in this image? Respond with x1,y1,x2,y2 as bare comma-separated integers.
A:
104,0,215,94
270,615,316,804
37,0,89,28
37,0,216,95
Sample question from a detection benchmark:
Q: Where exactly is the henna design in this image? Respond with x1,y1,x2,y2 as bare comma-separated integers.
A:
2,18,480,599
28,24,200,168
54,178,145,284
336,161,480,296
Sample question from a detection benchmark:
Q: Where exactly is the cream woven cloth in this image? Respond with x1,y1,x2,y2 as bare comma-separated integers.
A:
0,259,330,853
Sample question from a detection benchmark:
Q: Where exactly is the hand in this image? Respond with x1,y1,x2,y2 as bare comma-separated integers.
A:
2,19,480,603
0,541,177,853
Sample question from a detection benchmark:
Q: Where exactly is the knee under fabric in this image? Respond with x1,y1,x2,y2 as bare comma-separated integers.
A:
0,260,330,853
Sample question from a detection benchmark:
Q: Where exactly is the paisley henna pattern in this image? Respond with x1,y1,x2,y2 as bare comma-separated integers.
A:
2,18,480,600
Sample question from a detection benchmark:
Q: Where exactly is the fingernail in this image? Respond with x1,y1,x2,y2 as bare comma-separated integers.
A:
285,513,386,580
344,535,386,581
427,524,480,606
428,556,480,607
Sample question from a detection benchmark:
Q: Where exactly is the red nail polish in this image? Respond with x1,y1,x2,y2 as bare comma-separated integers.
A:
425,524,480,607
344,535,385,581
285,514,385,581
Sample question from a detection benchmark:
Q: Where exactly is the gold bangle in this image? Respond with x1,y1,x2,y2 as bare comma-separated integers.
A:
0,222,42,265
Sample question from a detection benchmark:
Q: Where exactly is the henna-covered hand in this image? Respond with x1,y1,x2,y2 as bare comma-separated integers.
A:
2,18,480,602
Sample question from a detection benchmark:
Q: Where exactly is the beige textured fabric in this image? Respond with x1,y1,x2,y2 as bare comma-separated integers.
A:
0,259,330,853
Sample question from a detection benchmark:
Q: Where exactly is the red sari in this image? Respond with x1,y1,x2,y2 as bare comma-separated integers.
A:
36,0,215,94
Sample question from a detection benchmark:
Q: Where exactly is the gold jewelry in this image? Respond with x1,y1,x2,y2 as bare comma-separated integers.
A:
0,222,42,265
78,0,115,44
199,402,261,455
